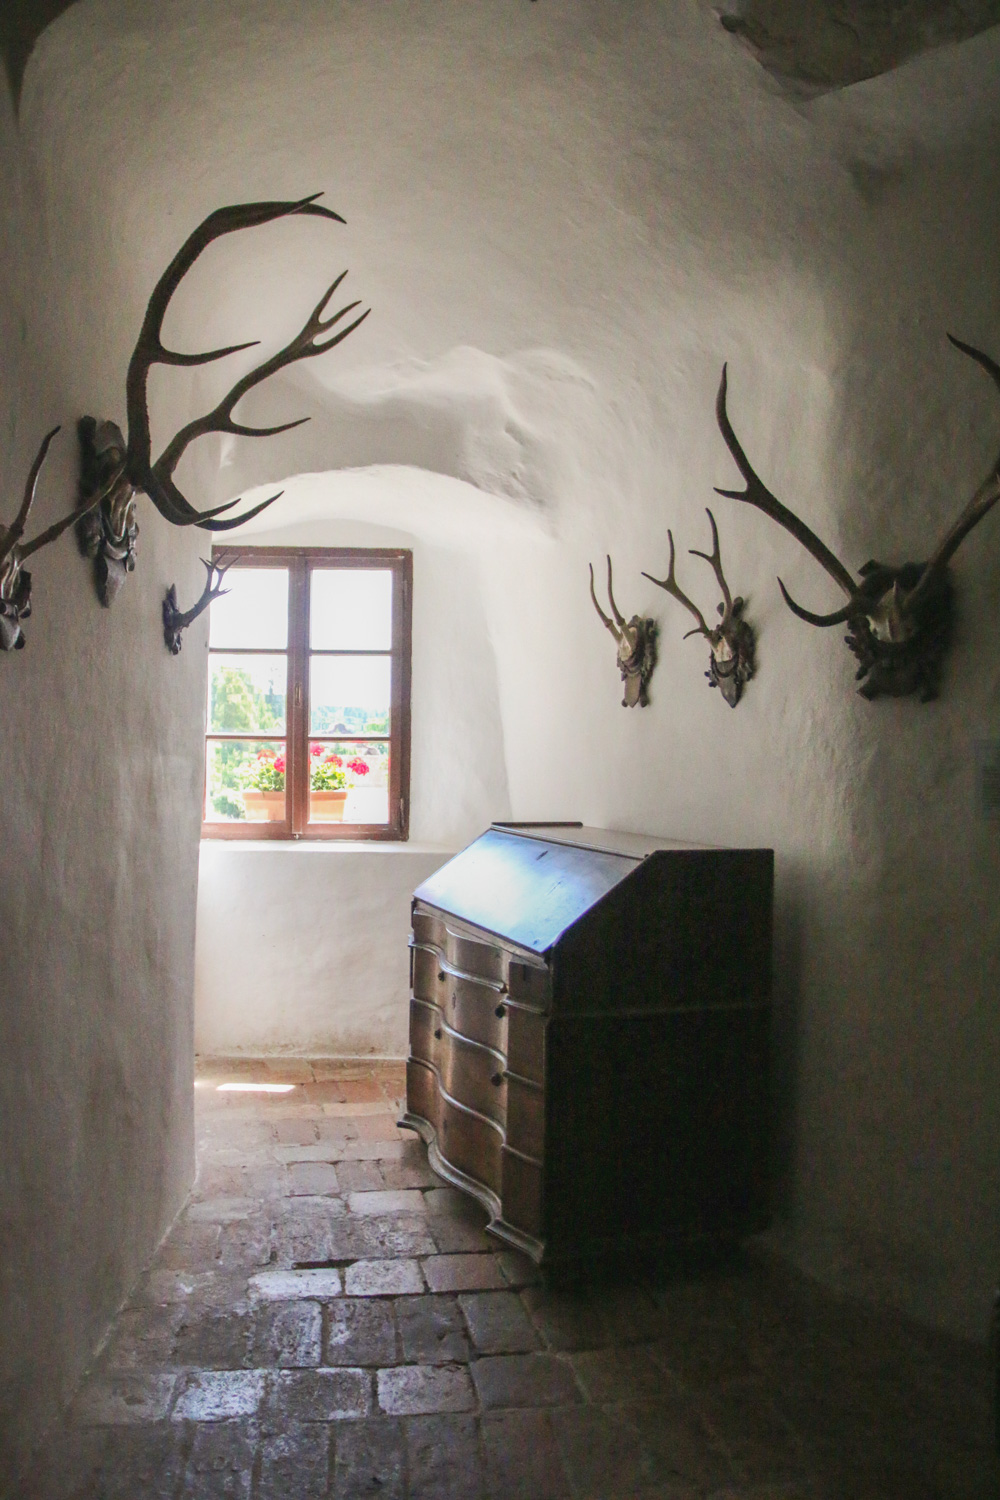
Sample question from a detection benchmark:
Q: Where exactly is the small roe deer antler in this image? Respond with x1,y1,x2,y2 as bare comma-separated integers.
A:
162,554,238,655
713,337,1000,700
643,509,755,706
588,554,656,707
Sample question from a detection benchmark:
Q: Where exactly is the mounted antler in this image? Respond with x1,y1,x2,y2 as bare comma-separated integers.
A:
588,554,657,707
1,426,123,651
78,193,369,605
642,510,755,706
162,554,237,655
714,337,1000,700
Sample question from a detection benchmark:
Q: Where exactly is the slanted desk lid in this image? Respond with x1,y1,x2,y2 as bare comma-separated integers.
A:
412,825,645,955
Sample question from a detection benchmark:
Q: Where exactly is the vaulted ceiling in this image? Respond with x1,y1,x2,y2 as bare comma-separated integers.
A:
4,0,1000,107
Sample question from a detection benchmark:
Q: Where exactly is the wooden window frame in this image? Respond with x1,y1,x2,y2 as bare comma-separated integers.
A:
201,546,412,842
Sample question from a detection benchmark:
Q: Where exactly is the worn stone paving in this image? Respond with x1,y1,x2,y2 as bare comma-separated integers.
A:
21,1059,998,1499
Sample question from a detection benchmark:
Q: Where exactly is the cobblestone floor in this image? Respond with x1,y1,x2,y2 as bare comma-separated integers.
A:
22,1059,998,1499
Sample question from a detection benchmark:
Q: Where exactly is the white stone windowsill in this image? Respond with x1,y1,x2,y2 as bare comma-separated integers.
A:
200,840,455,855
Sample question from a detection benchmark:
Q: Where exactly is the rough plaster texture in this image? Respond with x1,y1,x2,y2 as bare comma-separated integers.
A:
1,8,999,1479
195,843,450,1058
0,57,207,1497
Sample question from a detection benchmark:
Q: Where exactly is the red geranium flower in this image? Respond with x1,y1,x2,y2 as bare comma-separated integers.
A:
310,743,323,756
273,755,286,774
347,758,370,776
325,753,343,767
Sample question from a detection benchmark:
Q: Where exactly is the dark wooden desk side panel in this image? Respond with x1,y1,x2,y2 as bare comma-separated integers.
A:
544,1005,771,1256
553,849,774,1014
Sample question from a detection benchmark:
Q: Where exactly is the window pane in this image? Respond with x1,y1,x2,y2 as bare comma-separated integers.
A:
209,656,287,733
310,569,392,650
205,740,286,823
209,568,289,649
308,740,390,825
310,656,391,735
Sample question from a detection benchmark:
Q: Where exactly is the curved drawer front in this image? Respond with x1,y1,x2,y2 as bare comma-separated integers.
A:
438,1028,507,1130
505,1074,544,1162
438,1093,503,1195
411,946,508,1053
501,1149,543,1237
412,907,505,985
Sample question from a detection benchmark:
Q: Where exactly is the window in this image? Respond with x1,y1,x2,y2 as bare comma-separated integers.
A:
202,547,411,840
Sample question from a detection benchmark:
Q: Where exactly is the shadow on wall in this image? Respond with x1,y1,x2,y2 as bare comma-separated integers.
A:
181,344,602,526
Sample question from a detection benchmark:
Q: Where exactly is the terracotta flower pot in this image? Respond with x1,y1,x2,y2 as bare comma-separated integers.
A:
242,789,285,822
310,788,349,822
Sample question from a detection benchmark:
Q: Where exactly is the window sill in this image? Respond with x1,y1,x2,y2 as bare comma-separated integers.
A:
199,840,455,855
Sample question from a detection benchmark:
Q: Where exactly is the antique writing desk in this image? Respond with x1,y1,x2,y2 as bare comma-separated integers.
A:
402,824,773,1265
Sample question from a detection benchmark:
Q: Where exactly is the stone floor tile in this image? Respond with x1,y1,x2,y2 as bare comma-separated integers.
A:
353,1114,413,1141
192,1163,252,1199
458,1290,543,1354
272,1117,321,1145
344,1258,425,1296
215,1213,275,1273
251,1300,323,1367
266,1367,371,1422
330,1416,406,1499
380,1157,440,1190
280,1137,404,1163
289,1161,341,1195
551,1402,654,1496
338,1077,385,1103
405,1412,486,1499
396,1294,470,1364
335,1159,386,1192
249,1268,342,1299
171,1369,266,1421
653,1320,763,1389
572,1344,671,1402
264,1058,314,1081
471,1351,583,1409
181,1419,257,1498
522,1283,610,1351
152,1219,222,1271
186,1196,258,1223
274,1142,349,1164
325,1298,399,1366
495,1248,544,1288
256,1421,331,1497
171,1307,252,1368
426,1213,495,1254
376,1364,475,1415
349,1188,428,1215
71,1373,178,1426
623,1396,738,1492
422,1253,508,1293
88,1423,191,1500
696,1377,809,1485
96,1302,184,1373
327,1215,437,1261
481,1408,573,1498
322,1099,399,1117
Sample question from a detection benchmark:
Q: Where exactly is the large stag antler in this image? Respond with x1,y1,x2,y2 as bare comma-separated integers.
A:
588,554,656,707
714,340,1000,700
79,193,369,604
642,509,755,706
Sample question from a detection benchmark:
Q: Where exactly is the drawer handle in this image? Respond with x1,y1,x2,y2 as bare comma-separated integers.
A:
495,1003,506,1019
437,970,446,982
434,1028,442,1040
490,1071,506,1087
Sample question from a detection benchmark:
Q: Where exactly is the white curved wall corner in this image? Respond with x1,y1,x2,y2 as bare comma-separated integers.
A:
0,0,996,1409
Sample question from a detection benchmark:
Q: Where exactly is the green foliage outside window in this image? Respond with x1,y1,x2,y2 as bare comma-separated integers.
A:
209,667,283,819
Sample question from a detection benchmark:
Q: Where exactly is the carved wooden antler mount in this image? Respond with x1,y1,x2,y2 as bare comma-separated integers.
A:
78,193,369,606
162,554,237,655
642,509,755,707
715,337,1000,701
589,554,657,707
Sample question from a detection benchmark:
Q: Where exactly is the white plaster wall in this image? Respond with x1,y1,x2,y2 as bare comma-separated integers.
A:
0,41,204,1488
12,0,1000,1352
196,843,450,1057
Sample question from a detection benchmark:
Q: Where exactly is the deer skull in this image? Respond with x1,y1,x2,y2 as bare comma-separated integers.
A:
642,509,756,707
589,554,657,707
715,335,1000,702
